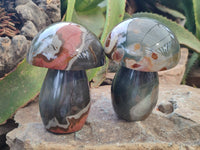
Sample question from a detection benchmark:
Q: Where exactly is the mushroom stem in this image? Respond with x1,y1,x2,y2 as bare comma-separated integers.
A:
111,66,159,121
39,69,90,134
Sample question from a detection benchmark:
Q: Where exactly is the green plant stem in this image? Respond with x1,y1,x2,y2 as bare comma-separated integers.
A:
65,0,76,21
193,0,200,39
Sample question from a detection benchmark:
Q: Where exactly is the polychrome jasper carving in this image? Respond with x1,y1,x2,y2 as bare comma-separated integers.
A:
27,22,105,133
39,69,90,133
105,17,180,121
112,66,159,121
105,18,180,72
27,22,104,71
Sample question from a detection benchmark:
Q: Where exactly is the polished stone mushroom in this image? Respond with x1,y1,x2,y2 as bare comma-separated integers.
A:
104,17,180,121
27,22,105,133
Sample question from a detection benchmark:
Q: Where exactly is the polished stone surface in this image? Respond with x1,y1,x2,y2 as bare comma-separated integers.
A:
39,69,90,133
111,66,159,121
27,22,105,70
104,17,180,72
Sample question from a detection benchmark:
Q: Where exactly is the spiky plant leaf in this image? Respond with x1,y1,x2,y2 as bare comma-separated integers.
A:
0,60,47,124
75,0,104,12
155,3,185,19
182,52,199,84
65,0,75,21
87,0,126,87
193,0,200,38
72,7,105,37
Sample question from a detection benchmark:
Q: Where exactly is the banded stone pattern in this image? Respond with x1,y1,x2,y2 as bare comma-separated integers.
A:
39,69,90,133
104,18,180,72
111,66,159,121
27,22,105,71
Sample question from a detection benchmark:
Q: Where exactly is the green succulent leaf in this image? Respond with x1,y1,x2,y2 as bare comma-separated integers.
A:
158,0,185,14
193,0,200,38
65,0,76,21
72,7,105,37
182,0,195,34
75,0,104,12
138,0,195,34
0,60,47,124
182,52,199,84
133,12,200,53
182,0,200,84
155,3,185,19
159,0,195,34
100,0,125,44
124,13,132,20
88,0,126,88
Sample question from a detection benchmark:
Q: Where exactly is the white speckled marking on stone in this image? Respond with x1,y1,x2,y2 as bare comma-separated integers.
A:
41,34,62,60
129,94,152,120
104,19,132,54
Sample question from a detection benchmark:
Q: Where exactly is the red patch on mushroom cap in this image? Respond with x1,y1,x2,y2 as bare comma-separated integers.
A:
32,24,83,70
152,53,158,60
131,63,141,68
112,50,123,62
160,67,167,71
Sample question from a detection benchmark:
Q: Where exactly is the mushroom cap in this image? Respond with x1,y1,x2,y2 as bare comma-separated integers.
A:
104,17,180,72
27,22,105,70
